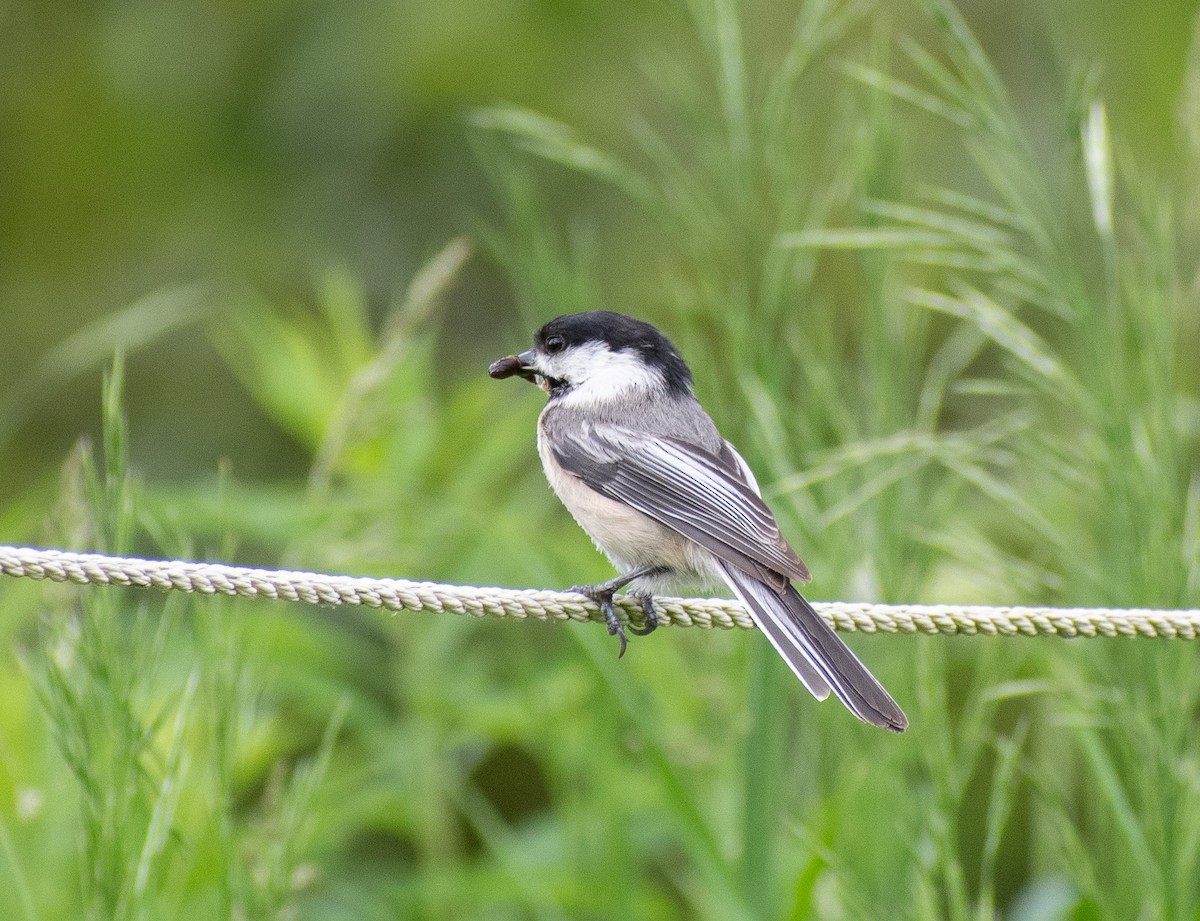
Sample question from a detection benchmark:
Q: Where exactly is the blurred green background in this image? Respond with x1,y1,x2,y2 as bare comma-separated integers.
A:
1,0,1199,919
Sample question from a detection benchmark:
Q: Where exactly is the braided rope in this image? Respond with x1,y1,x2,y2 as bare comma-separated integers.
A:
1,545,1197,639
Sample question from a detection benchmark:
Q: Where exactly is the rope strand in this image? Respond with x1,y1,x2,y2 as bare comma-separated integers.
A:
1,545,1197,639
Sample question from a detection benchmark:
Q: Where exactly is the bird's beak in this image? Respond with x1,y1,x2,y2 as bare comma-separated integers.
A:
488,349,540,384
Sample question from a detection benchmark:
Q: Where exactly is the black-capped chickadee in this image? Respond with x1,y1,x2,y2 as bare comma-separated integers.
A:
490,310,906,732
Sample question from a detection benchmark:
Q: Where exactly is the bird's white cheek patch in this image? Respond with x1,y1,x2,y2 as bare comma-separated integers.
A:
552,343,665,406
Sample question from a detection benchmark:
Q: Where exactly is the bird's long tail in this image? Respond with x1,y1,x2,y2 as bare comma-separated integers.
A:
717,563,907,733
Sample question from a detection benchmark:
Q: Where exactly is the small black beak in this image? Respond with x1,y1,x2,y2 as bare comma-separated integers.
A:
488,348,539,384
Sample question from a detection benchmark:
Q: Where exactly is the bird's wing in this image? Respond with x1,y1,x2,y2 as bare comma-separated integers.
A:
550,421,810,587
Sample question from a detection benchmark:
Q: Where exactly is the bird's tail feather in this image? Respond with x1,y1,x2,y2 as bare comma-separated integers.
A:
718,563,908,733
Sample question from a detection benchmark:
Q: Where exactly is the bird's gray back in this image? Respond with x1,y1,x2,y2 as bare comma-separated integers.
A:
542,392,725,455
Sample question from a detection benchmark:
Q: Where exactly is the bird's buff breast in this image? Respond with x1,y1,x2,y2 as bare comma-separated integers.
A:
536,418,701,582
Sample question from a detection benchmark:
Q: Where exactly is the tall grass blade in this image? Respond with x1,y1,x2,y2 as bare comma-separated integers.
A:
470,106,653,206
1082,101,1114,244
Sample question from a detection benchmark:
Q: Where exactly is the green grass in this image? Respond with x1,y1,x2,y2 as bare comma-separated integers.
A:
0,0,1197,919
19,360,345,921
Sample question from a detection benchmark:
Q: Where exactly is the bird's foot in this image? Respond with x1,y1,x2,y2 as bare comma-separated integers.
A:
569,567,667,657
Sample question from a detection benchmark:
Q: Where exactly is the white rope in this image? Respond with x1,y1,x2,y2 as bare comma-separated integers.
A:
1,545,1197,639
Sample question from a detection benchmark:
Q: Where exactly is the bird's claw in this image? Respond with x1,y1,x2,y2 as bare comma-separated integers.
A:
570,583,657,657
627,594,658,636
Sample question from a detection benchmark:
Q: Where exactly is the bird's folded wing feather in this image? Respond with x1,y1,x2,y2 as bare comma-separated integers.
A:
550,422,810,586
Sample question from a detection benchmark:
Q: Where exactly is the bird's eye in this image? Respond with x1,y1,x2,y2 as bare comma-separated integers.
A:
544,335,565,354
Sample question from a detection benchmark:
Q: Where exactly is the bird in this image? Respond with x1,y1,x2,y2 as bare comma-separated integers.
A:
489,310,907,732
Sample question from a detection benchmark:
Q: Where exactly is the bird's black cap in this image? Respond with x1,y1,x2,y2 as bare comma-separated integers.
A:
535,311,693,395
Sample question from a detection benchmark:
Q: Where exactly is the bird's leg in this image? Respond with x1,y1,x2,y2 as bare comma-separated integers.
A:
569,566,669,657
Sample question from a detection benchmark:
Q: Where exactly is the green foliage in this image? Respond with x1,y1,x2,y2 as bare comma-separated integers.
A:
469,0,1200,917
0,1,1197,920
10,361,346,920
